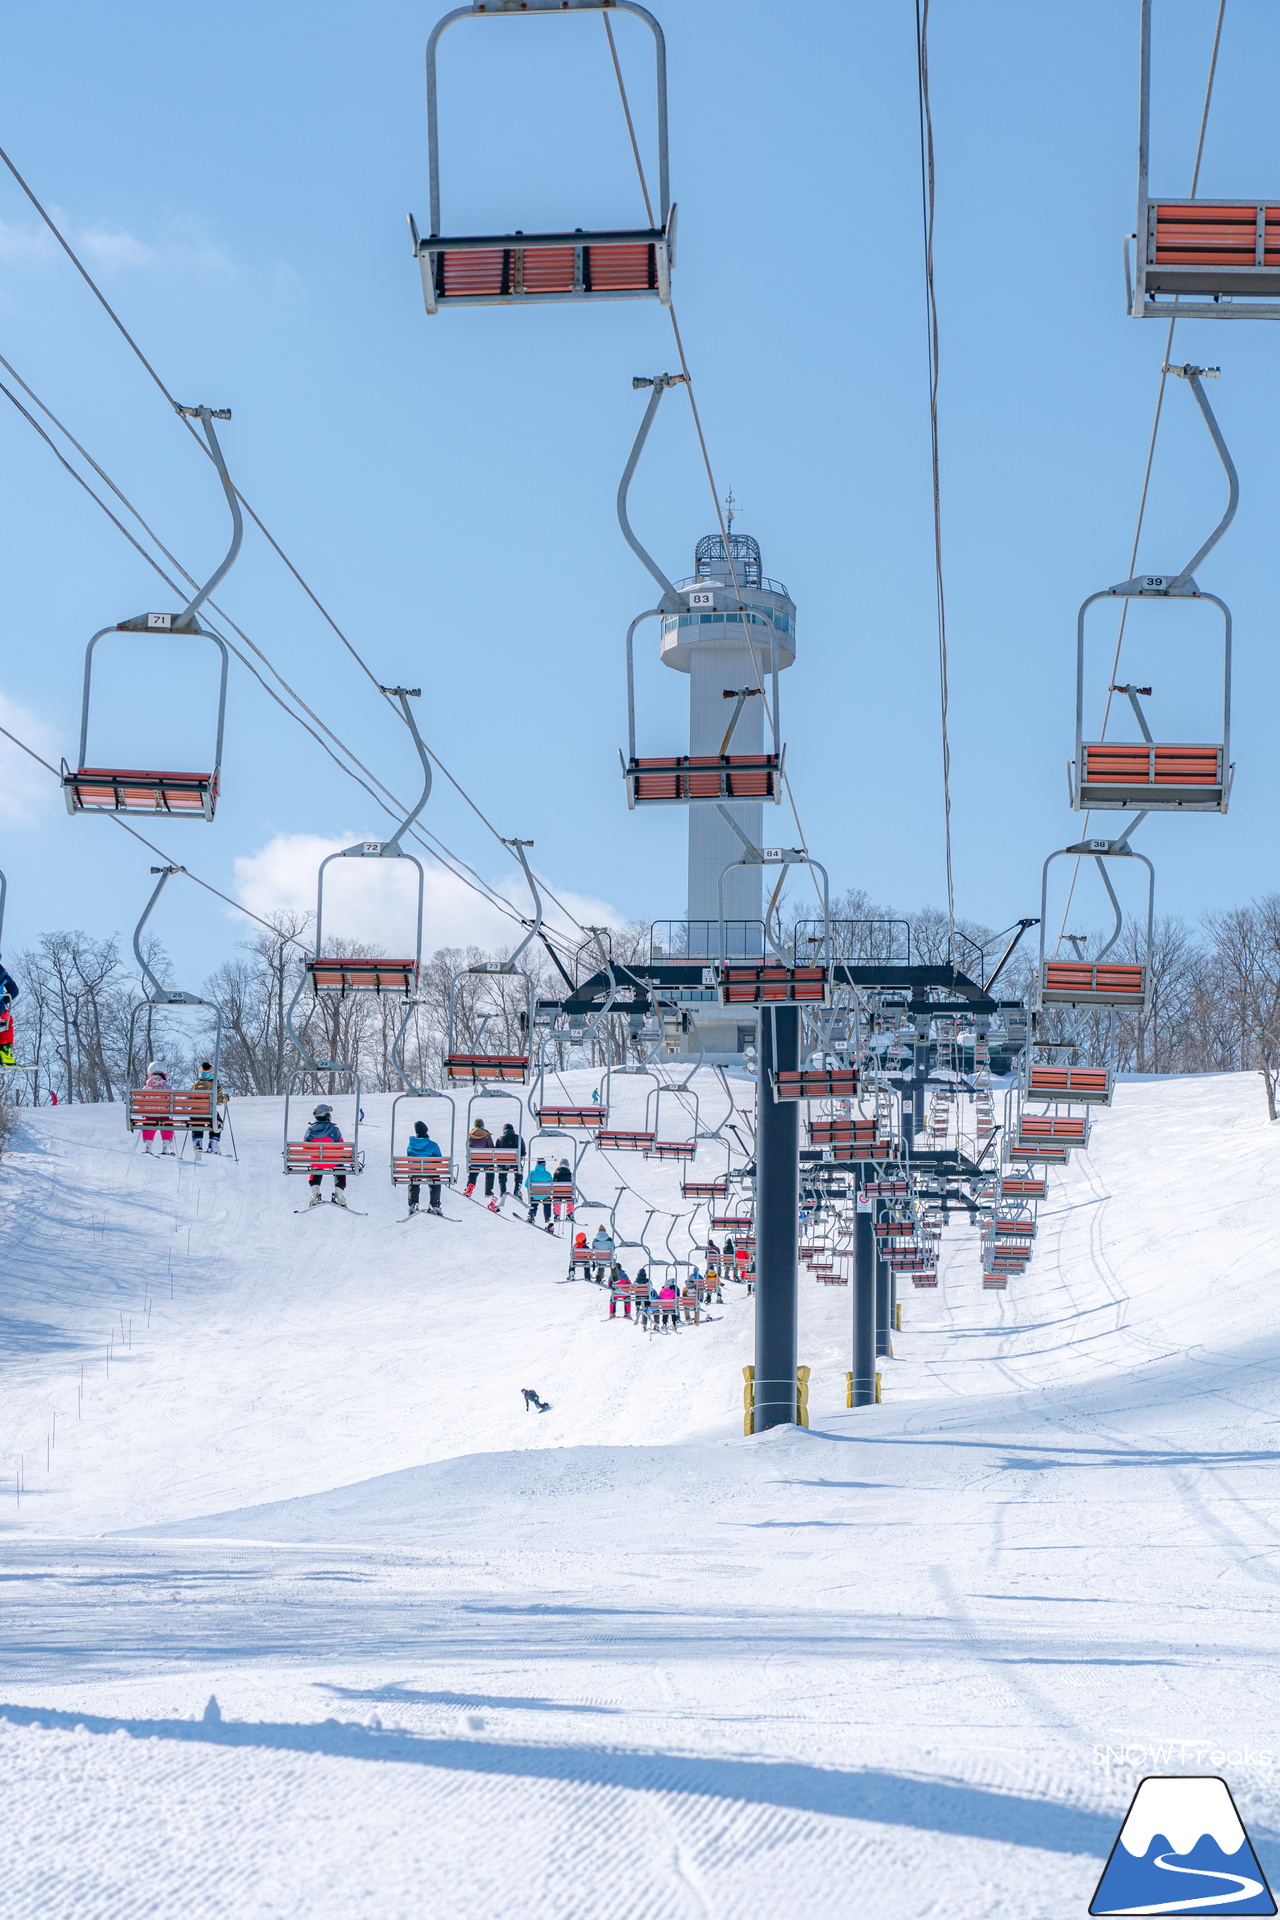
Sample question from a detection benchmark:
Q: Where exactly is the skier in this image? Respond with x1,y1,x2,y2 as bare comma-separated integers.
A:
632,1269,653,1330
705,1240,720,1284
551,1158,574,1222
304,1103,349,1206
680,1275,699,1323
495,1118,524,1204
464,1118,494,1200
405,1119,444,1216
189,1061,225,1157
139,1063,176,1156
526,1156,554,1229
590,1224,615,1284
569,1228,589,1278
0,956,18,1069
521,1387,550,1413
657,1281,680,1330
608,1265,632,1319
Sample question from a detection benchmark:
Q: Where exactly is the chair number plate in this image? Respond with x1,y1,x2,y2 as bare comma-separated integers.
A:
147,613,173,629
686,590,715,608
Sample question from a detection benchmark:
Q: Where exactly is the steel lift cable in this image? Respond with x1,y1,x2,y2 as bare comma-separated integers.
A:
1054,0,1227,949
915,0,955,940
0,370,587,964
0,147,593,953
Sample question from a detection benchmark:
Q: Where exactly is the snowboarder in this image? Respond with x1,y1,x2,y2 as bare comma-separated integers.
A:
304,1103,349,1206
495,1119,524,1202
526,1156,554,1228
465,1118,494,1200
139,1063,176,1155
0,956,18,1069
590,1224,615,1284
632,1270,653,1330
405,1120,444,1215
189,1061,226,1157
521,1387,550,1413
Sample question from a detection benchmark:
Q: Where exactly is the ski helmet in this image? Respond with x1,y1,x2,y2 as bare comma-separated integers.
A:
147,1061,162,1075
313,1103,332,1117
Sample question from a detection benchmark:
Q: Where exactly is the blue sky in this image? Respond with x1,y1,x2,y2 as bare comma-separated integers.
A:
0,0,1276,981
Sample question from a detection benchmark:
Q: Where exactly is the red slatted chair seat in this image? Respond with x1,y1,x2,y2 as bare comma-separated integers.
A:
596,1130,656,1152
829,1138,896,1161
568,1248,597,1270
1009,1140,1072,1164
285,1141,359,1174
1027,1065,1112,1102
1017,1115,1089,1142
982,1273,1009,1289
1041,961,1146,1004
719,965,827,1005
309,958,417,994
466,1147,520,1169
628,754,781,804
64,766,218,817
534,1106,606,1128
711,1214,753,1232
911,1272,939,1287
445,1054,529,1083
644,1141,697,1160
809,1119,877,1144
1000,1176,1046,1199
392,1155,452,1185
129,1089,215,1128
1154,204,1266,263
682,1177,729,1198
775,1068,859,1100
550,1179,575,1200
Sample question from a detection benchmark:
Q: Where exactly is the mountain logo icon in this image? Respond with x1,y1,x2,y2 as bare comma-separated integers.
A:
1091,1775,1275,1915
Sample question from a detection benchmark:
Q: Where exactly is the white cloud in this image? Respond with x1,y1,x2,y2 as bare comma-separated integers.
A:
233,833,625,957
0,691,62,827
0,214,232,278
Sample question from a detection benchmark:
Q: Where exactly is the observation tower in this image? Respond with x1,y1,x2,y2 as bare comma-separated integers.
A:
658,521,796,941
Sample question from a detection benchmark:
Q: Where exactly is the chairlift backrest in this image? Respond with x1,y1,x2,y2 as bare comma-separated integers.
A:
415,1,675,313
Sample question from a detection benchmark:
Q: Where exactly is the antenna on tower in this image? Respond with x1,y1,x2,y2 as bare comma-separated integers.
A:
724,489,736,531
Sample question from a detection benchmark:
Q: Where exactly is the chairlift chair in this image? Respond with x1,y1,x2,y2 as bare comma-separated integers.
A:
306,689,432,1002
1025,1063,1113,1106
413,0,676,313
63,407,240,820
1072,367,1235,815
642,1083,699,1160
444,839,543,1084
390,1088,458,1191
1036,835,1155,1013
617,373,784,809
124,866,226,1142
1128,0,1280,319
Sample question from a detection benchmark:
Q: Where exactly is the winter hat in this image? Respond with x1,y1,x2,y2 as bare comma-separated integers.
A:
147,1061,161,1074
201,1061,214,1072
414,1120,429,1136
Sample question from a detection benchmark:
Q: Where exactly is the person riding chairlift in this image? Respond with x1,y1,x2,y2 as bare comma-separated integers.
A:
140,1063,175,1156
465,1117,495,1201
0,956,18,1069
552,1158,574,1221
305,1103,349,1207
406,1119,444,1216
190,1060,226,1158
526,1156,555,1230
495,1118,525,1204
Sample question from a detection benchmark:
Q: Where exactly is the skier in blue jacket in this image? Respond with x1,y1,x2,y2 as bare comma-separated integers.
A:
405,1120,444,1217
305,1104,349,1207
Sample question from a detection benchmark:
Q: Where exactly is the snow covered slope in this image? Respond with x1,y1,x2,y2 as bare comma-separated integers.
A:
2,1072,1280,1919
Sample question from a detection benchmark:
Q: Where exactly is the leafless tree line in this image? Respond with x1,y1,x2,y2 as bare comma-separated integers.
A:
1,892,1279,1117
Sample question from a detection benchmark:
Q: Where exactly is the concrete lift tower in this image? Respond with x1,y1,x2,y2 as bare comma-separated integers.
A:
659,508,796,1052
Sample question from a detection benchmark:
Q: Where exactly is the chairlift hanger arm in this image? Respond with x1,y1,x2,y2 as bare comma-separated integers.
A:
425,0,670,241
379,686,433,854
172,406,242,625
500,838,543,971
617,375,687,614
1164,365,1238,586
131,865,205,1006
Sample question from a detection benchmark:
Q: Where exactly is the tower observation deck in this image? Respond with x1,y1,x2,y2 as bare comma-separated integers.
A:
659,531,796,938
